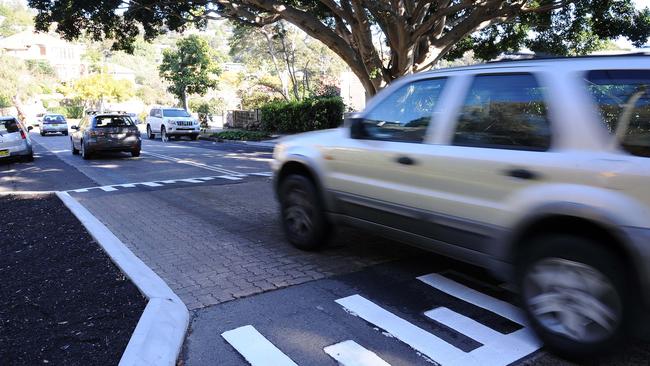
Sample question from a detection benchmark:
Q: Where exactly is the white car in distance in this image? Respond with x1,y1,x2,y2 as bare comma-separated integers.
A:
145,107,200,141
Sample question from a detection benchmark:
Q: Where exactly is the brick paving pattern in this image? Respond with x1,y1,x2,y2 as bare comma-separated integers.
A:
77,181,415,310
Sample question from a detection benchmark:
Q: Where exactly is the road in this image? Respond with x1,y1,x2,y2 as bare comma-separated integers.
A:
2,131,648,366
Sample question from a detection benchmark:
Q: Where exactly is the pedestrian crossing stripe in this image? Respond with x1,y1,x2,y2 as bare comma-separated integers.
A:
221,325,298,366
67,171,272,194
221,273,542,366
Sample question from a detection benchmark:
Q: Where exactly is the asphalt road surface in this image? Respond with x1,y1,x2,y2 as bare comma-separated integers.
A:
2,131,648,366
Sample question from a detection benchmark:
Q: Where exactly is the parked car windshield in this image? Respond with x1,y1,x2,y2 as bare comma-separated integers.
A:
0,118,20,134
586,70,650,157
93,116,135,128
43,115,66,123
163,109,191,118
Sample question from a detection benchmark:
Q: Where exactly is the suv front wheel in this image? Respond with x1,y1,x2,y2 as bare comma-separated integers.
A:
278,174,330,250
516,234,631,359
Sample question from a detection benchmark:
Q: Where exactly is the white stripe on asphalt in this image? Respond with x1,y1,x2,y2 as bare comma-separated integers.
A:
118,184,136,188
140,182,163,187
179,178,203,183
143,151,244,176
324,340,391,366
417,273,526,325
99,186,118,192
424,306,501,345
216,175,243,181
160,180,178,184
250,172,273,177
196,177,215,181
73,188,89,193
221,325,298,366
336,295,468,365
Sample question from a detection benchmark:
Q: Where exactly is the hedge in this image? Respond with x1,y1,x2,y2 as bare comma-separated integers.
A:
259,97,345,133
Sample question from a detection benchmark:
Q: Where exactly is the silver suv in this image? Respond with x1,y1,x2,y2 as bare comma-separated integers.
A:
272,55,650,358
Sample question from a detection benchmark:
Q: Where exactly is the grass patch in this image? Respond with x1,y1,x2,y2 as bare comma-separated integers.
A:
210,130,270,141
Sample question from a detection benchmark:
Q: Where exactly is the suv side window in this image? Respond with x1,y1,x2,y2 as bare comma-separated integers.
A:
155,109,163,118
453,73,551,151
360,78,447,143
149,109,156,117
586,70,650,158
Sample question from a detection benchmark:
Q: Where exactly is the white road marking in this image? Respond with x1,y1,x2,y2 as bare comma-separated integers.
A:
99,186,118,192
143,150,245,176
73,188,90,193
179,178,203,183
336,295,468,365
140,182,163,187
324,340,391,366
160,180,178,184
417,273,526,325
216,175,243,181
118,184,136,188
221,325,298,366
196,177,215,181
250,172,273,177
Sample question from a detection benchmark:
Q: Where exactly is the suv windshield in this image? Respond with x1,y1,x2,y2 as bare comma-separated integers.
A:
586,70,650,157
163,109,191,118
0,118,20,134
43,115,66,123
93,116,135,128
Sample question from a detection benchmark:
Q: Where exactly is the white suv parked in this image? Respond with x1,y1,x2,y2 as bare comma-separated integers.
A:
272,55,650,358
145,107,200,141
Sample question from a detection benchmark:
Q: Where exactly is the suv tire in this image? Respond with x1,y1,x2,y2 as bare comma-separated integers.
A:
81,140,92,160
161,126,168,142
278,174,330,250
516,234,631,360
131,149,141,157
147,125,155,139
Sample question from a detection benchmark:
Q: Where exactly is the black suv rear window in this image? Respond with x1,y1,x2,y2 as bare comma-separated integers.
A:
0,119,19,134
586,70,650,157
93,116,134,128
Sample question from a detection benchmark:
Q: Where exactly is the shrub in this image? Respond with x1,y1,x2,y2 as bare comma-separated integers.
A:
259,97,345,133
211,130,270,141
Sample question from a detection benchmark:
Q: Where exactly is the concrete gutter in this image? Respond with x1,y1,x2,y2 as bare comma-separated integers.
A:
56,191,189,366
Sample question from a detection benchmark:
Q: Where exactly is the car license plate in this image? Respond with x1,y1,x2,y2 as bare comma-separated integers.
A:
0,149,9,157
51,124,59,127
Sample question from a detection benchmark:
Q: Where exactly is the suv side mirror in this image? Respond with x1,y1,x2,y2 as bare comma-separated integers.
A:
27,126,33,131
71,125,79,130
347,117,367,139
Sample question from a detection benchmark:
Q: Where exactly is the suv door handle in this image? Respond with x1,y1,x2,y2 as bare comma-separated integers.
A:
396,156,416,165
504,168,538,180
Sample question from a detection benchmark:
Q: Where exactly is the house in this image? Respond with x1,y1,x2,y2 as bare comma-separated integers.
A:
0,29,84,81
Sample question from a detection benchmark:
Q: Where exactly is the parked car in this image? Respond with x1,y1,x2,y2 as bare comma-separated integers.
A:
0,116,34,162
70,113,141,159
145,107,200,141
272,54,650,358
40,114,68,136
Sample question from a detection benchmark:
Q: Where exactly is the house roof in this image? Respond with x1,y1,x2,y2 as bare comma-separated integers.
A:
0,29,69,50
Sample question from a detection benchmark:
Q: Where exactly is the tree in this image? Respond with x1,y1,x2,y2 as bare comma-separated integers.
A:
60,73,134,111
0,1,34,37
159,35,221,110
29,0,650,96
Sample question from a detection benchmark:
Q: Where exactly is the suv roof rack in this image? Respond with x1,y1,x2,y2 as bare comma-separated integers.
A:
487,51,650,64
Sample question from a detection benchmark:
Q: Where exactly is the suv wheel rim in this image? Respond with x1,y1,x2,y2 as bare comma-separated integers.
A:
523,257,621,343
147,126,152,138
284,187,313,239
161,128,167,142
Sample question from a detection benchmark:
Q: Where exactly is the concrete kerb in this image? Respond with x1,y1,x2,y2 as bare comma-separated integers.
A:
56,191,189,366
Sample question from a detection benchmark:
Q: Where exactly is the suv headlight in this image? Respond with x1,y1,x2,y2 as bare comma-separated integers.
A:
168,120,176,125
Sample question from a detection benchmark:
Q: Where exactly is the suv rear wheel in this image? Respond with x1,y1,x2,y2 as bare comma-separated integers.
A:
278,174,330,250
146,125,155,139
71,138,79,155
516,235,631,359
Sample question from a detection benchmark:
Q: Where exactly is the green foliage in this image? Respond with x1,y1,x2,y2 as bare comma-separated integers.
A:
159,35,221,108
260,97,344,133
0,1,33,37
189,98,225,127
211,130,270,141
62,74,134,109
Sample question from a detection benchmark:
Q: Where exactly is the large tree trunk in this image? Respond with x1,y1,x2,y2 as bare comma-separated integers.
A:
12,96,27,124
182,88,189,111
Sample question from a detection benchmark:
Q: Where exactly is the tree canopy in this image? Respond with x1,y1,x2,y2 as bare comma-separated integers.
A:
159,35,221,110
28,0,650,95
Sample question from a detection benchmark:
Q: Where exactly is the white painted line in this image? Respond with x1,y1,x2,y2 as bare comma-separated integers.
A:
99,186,118,192
55,192,188,366
73,189,89,193
216,175,243,181
140,182,163,187
336,295,468,365
324,340,391,366
250,172,273,177
118,184,136,188
195,177,215,181
179,178,203,183
143,151,244,176
425,306,501,345
417,273,527,325
222,325,298,366
160,180,178,184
